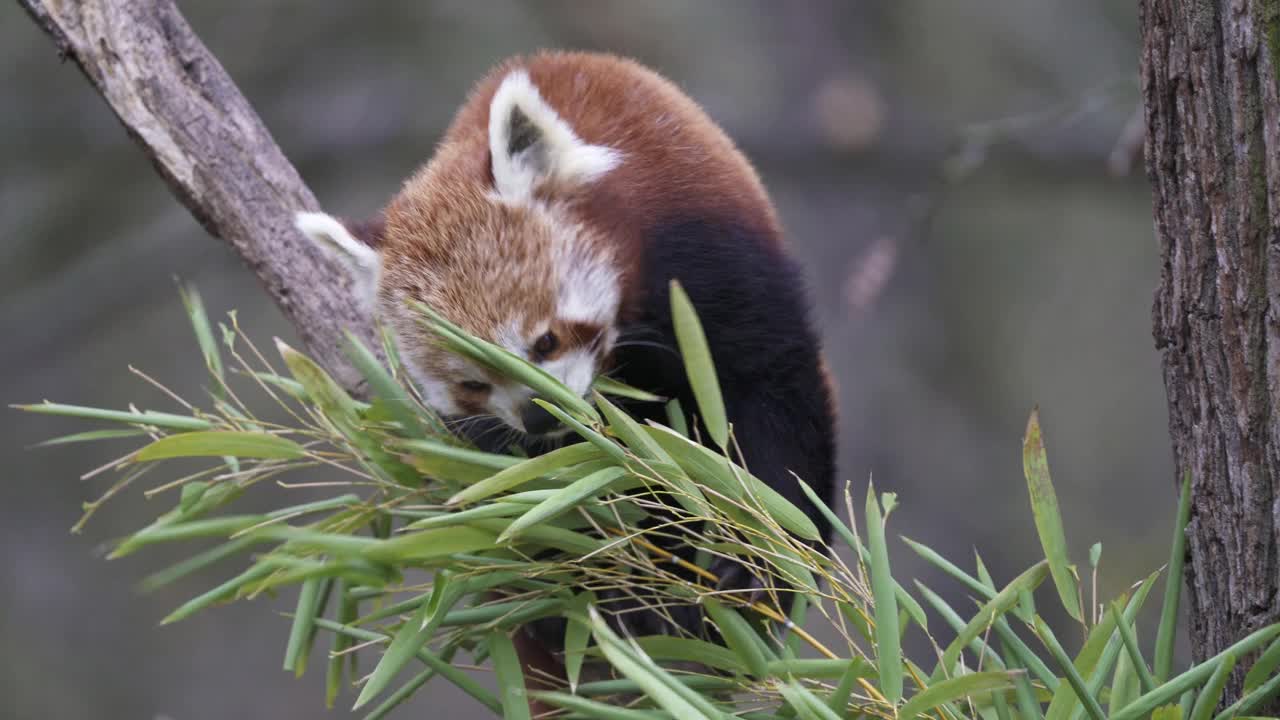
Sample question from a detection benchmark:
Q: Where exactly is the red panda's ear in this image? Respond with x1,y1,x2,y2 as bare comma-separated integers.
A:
488,70,620,203
294,211,380,303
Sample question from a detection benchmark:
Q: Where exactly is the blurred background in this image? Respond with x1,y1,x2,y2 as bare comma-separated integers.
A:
2,1,1174,718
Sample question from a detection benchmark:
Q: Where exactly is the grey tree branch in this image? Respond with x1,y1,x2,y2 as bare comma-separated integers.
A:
18,0,375,394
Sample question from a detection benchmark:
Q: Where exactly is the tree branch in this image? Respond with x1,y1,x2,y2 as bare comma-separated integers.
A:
18,0,375,394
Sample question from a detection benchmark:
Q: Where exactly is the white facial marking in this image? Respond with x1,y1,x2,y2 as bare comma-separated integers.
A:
399,354,460,417
488,70,621,203
541,349,599,399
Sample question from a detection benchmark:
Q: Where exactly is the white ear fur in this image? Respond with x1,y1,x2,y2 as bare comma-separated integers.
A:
294,211,380,301
488,70,620,202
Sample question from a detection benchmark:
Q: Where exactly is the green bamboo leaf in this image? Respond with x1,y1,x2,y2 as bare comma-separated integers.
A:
914,582,1006,670
1243,635,1280,693
1155,471,1192,681
414,301,597,421
313,618,500,714
278,339,420,487
498,466,627,543
644,424,820,541
362,667,436,720
631,635,747,675
1111,601,1158,695
1034,615,1106,720
35,428,149,447
534,692,670,720
1215,670,1280,720
14,402,214,430
1152,705,1184,720
326,581,358,709
594,391,671,461
767,658,871,679
826,658,876,714
593,375,665,403
865,486,902,703
899,671,1018,720
284,577,326,674
704,598,771,678
778,681,845,720
179,284,225,390
362,526,500,564
134,430,305,461
664,398,689,437
668,280,728,449
1188,653,1234,720
447,443,604,506
1023,408,1083,621
488,630,532,720
160,562,276,624
795,479,926,633
934,560,1050,680
565,591,596,692
138,535,258,591
353,596,435,709
343,331,431,439
588,607,721,720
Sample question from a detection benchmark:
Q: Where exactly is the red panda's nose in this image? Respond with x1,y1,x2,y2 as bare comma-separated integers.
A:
520,401,560,436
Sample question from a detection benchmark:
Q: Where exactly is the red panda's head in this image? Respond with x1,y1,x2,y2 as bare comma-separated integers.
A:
296,70,623,436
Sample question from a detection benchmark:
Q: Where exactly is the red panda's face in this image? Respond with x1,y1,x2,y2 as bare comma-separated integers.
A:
375,194,621,435
297,68,623,436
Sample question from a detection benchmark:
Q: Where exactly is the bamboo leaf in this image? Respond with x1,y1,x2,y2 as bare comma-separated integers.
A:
353,596,435,709
632,635,747,676
704,597,770,678
593,375,665,403
534,692,670,720
135,430,305,460
343,331,431,439
565,591,596,692
497,466,627,543
1155,471,1192,681
1112,620,1278,719
865,486,902,703
668,280,728,449
1023,408,1082,621
934,560,1050,679
1243,635,1280,693
778,681,845,720
899,671,1018,720
488,630,532,720
1188,653,1234,720
14,402,214,431
645,423,820,541
283,577,326,674
447,443,604,506
1033,615,1107,720
587,606,720,720
179,284,225,390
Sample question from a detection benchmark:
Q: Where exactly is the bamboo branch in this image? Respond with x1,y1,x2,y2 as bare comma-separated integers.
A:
18,0,376,394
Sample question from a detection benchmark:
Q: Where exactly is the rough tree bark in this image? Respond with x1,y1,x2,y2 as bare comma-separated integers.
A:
1141,0,1280,708
18,0,377,394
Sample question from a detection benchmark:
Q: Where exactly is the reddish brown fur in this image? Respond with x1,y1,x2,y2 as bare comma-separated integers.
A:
383,51,783,319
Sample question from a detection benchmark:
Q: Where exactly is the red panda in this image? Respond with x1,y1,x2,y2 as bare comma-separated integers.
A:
297,50,836,648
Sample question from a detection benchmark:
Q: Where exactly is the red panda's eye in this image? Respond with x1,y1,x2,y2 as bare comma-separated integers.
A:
533,332,559,358
459,380,491,393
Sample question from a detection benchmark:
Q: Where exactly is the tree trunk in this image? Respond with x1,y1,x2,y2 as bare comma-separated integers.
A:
1141,0,1280,708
